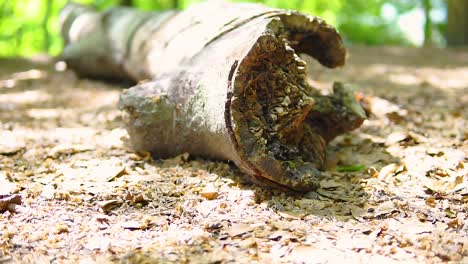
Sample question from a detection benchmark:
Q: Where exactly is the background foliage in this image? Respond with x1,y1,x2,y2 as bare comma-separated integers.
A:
0,0,450,57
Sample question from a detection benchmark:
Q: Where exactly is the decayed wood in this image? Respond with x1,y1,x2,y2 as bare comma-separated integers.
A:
59,1,366,192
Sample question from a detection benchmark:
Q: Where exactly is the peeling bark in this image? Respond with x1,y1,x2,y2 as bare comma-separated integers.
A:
60,1,366,192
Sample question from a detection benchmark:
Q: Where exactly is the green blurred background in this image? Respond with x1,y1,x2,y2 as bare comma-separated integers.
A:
0,0,467,57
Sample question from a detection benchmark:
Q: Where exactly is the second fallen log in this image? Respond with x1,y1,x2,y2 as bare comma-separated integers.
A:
60,1,366,192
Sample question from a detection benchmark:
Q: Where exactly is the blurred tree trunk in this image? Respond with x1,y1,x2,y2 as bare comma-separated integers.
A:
422,0,432,46
42,0,52,52
446,0,468,46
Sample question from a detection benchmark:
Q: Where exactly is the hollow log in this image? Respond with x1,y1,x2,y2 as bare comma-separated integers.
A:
59,1,366,192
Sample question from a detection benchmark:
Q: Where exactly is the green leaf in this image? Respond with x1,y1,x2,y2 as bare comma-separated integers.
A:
336,164,366,172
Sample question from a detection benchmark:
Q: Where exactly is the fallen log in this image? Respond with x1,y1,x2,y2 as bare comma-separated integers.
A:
59,1,366,192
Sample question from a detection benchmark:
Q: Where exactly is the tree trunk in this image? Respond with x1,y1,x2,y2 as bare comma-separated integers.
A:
172,0,179,10
42,0,53,52
446,0,468,46
423,0,432,46
120,0,133,7
59,1,365,192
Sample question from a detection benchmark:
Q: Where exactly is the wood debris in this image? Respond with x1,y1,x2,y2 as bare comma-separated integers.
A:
0,194,21,212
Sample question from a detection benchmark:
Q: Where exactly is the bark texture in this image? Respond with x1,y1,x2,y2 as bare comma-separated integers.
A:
59,1,366,192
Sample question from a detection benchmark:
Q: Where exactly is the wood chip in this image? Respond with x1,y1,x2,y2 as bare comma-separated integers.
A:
98,200,122,213
121,220,146,230
0,194,22,212
200,184,219,200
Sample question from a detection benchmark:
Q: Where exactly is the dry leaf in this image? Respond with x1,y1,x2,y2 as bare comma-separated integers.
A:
226,223,254,238
425,196,437,207
239,237,257,249
54,222,69,234
284,247,345,263
378,163,399,180
41,184,56,200
348,205,367,219
268,231,288,241
48,143,94,157
121,220,146,230
84,236,111,251
162,152,190,167
447,218,464,229
277,210,304,220
0,132,25,154
294,199,327,211
424,175,466,195
60,160,125,183
319,179,342,189
336,235,373,250
386,132,408,145
0,172,17,195
444,208,457,218
374,201,397,217
91,164,126,182
200,184,219,200
98,200,122,213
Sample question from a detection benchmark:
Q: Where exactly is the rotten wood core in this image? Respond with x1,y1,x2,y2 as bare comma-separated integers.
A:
229,17,364,191
59,1,366,192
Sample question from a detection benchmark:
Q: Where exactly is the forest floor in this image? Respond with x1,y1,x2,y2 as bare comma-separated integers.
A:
0,46,467,263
